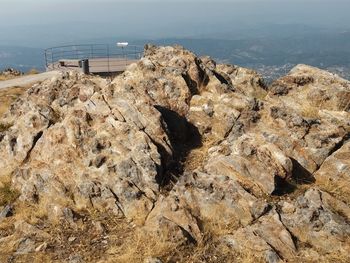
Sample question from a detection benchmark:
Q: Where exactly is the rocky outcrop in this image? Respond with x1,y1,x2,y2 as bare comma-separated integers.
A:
315,141,350,204
0,45,349,262
0,68,23,78
279,189,350,255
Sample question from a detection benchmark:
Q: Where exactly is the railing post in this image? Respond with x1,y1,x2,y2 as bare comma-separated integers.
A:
80,59,90,74
107,44,110,74
51,51,54,69
44,50,47,69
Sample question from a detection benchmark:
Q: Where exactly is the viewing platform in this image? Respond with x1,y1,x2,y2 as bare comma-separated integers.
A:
45,43,142,75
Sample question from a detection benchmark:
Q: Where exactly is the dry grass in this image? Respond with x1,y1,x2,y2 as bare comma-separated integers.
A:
184,136,220,172
26,69,39,75
0,69,36,118
108,227,179,263
251,88,267,100
0,73,21,81
322,254,350,263
0,122,12,132
109,227,262,263
0,86,28,118
318,178,350,205
0,180,20,207
300,104,320,119
183,235,263,263
200,203,241,238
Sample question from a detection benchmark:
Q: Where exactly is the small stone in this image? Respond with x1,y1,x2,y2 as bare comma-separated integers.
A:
68,254,83,263
144,257,163,263
265,250,280,263
35,242,47,252
281,202,296,214
15,238,36,255
93,221,105,235
0,205,13,219
68,236,77,242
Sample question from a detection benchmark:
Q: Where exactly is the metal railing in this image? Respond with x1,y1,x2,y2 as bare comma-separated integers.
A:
44,44,143,73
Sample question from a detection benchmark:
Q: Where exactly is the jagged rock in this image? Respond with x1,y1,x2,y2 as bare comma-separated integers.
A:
1,68,23,78
15,238,36,255
269,64,350,112
144,257,163,263
205,134,293,195
279,188,350,254
244,67,350,175
187,91,255,139
226,209,296,262
315,141,350,204
0,45,349,262
145,172,269,243
0,205,13,219
216,63,267,97
0,70,173,225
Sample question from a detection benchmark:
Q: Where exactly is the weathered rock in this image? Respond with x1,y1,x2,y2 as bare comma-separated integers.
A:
279,188,350,254
227,209,296,262
0,45,349,262
315,141,350,204
205,134,293,195
15,238,36,255
0,68,23,78
146,171,269,241
187,91,255,140
0,205,13,219
216,63,267,97
144,257,163,263
269,64,350,112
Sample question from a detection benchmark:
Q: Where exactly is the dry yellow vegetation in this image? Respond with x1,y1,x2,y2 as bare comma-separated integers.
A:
0,68,39,81
0,86,28,118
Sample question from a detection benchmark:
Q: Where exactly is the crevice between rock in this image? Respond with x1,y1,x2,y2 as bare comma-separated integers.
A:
153,105,202,191
313,132,350,174
22,130,44,164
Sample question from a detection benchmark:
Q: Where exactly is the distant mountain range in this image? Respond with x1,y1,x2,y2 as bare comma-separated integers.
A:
1,30,349,81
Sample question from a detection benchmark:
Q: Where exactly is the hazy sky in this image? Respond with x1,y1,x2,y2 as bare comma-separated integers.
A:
2,0,349,25
1,0,349,47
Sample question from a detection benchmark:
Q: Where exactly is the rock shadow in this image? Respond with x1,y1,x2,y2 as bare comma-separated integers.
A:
272,158,315,196
154,105,202,189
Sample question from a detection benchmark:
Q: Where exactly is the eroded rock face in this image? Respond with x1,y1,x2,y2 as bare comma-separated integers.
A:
0,72,172,224
315,141,350,204
227,209,297,262
279,189,350,254
205,134,293,195
0,46,349,262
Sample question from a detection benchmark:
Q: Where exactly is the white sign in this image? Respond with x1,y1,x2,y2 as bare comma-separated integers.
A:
117,42,129,47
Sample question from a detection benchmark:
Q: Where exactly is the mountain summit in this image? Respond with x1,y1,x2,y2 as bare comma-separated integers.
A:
0,45,349,262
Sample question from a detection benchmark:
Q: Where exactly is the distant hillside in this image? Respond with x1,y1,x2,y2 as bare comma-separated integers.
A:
1,30,350,81
0,46,44,72
134,32,350,81
142,32,349,66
